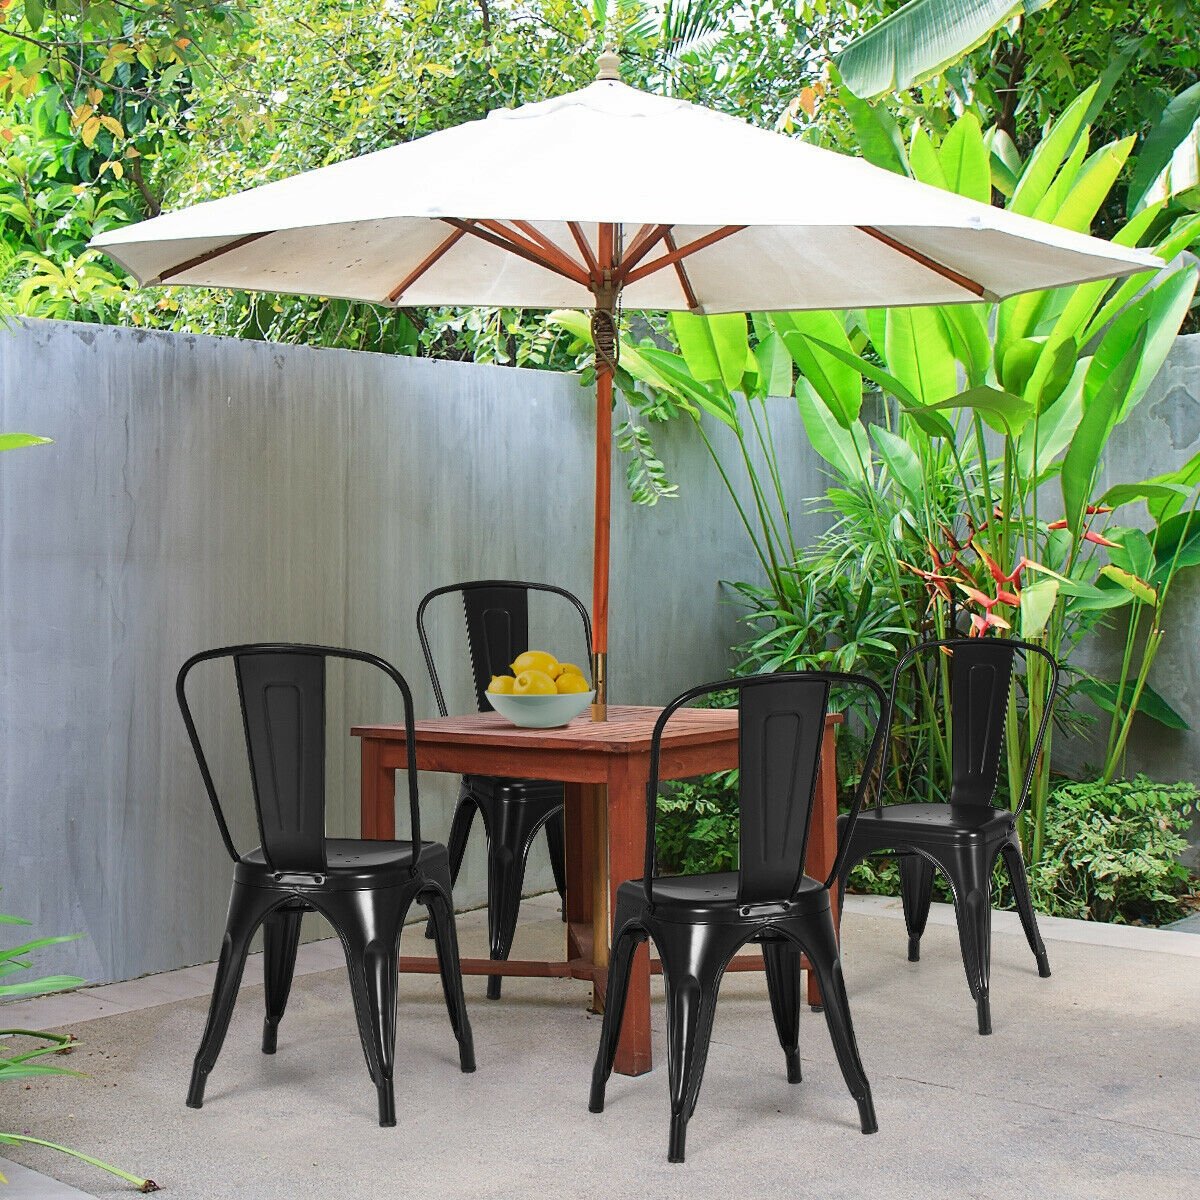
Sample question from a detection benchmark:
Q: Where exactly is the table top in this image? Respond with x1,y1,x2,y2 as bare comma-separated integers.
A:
352,704,740,756
353,704,839,757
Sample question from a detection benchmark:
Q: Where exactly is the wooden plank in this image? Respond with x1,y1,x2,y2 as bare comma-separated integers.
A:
563,781,594,961
359,737,395,840
607,756,651,1076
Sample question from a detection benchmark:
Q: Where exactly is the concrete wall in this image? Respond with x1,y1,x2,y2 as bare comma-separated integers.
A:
1069,334,1200,834
0,318,823,984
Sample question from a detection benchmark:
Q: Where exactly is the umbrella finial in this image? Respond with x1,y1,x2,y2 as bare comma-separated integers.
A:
596,47,621,82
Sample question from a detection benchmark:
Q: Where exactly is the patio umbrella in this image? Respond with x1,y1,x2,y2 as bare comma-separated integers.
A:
92,51,1160,719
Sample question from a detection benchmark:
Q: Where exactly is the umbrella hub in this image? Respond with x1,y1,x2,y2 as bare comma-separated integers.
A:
596,48,621,82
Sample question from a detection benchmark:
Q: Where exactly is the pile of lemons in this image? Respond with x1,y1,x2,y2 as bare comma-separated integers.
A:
488,650,591,697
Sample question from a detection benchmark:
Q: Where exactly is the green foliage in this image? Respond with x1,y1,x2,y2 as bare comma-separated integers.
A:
0,909,156,1190
655,772,740,875
1028,777,1200,923
555,90,1200,880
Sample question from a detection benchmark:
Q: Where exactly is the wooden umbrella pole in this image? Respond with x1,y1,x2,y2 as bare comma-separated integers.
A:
590,221,617,721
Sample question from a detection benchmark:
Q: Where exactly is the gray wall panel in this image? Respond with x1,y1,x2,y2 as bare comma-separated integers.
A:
0,318,815,983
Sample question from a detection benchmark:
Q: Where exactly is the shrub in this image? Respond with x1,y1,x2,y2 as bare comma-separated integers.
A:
1026,777,1199,924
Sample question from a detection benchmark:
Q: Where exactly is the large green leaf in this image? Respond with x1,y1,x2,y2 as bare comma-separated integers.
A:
938,111,990,203
908,127,948,189
1010,81,1099,218
1053,137,1135,233
937,303,990,385
772,311,862,427
885,307,958,403
1090,267,1198,425
753,332,793,398
1061,326,1145,537
836,81,907,174
0,433,51,452
1150,510,1200,588
870,424,924,500
1079,677,1190,730
924,385,1033,434
1019,577,1059,639
795,380,871,482
638,347,740,429
834,0,1059,99
1145,448,1200,523
669,312,751,392
1129,81,1200,213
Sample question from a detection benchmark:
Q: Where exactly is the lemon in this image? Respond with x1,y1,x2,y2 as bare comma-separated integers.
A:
487,675,516,694
555,672,590,695
554,662,586,680
512,669,557,696
511,649,559,676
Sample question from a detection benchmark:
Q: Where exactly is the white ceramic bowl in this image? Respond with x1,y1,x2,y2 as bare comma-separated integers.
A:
485,689,595,729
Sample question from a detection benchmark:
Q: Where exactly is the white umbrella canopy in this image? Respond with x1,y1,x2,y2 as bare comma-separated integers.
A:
94,68,1157,309
92,53,1161,717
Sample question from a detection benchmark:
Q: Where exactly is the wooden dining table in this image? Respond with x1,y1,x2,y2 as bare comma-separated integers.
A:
353,704,841,1078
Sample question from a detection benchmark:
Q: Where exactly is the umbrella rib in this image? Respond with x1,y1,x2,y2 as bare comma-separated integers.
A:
622,225,746,288
510,221,592,280
439,218,588,286
857,226,986,297
619,224,673,276
474,219,592,286
386,225,469,303
154,231,274,283
567,222,599,277
663,230,699,310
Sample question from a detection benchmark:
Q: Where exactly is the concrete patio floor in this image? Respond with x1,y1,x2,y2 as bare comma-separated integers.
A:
4,893,1199,1199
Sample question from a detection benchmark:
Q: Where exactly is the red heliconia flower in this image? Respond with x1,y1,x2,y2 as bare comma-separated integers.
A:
968,611,1012,636
901,559,959,603
1082,529,1119,547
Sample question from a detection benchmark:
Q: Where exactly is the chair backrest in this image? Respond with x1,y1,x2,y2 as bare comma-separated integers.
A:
416,580,592,716
645,671,889,907
881,637,1060,814
176,643,421,873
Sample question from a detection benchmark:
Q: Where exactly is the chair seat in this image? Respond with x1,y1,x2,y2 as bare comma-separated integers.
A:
236,838,449,891
845,804,1016,843
617,871,828,923
464,775,563,806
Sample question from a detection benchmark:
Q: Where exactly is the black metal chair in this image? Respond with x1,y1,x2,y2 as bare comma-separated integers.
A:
589,671,888,1163
417,580,592,999
177,643,475,1127
838,637,1059,1036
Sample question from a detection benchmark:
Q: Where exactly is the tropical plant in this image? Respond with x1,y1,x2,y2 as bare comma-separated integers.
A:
552,83,1200,873
0,910,157,1191
1028,776,1199,922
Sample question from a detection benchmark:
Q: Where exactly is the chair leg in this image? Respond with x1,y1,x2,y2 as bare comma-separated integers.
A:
544,806,568,920
899,854,935,963
589,921,646,1114
796,917,877,1135
655,921,745,1164
425,791,476,939
188,883,274,1109
762,939,803,1083
330,887,408,1126
943,846,995,1035
421,880,477,1074
482,803,547,1000
1000,836,1050,978
261,905,304,1053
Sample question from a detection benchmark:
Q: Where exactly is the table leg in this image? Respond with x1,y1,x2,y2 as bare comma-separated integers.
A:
607,760,651,1077
360,737,395,840
590,784,609,1012
563,782,595,968
806,721,840,1007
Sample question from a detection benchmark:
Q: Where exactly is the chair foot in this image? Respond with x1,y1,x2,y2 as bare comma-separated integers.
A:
186,1067,207,1109
809,1002,823,1013
261,1019,278,1054
460,1041,477,1073
858,1093,878,1134
785,1048,802,1084
976,992,992,1036
668,1112,688,1163
486,973,502,1001
1037,951,1051,979
907,937,921,963
588,1081,605,1114
377,1081,396,1127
